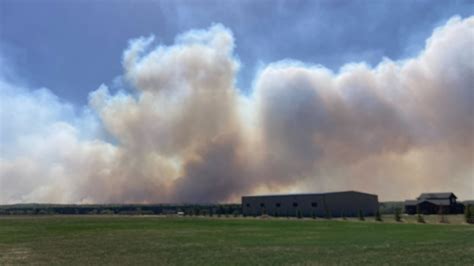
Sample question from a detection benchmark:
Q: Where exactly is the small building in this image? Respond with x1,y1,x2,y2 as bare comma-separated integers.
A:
404,192,464,214
242,191,378,217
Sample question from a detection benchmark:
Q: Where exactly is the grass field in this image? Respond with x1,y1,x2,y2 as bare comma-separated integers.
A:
1,216,473,265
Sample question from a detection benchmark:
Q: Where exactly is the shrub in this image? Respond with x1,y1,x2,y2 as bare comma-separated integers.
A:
465,205,473,224
416,206,425,223
325,207,332,220
100,209,114,215
438,207,448,223
358,210,365,221
375,209,382,222
394,208,402,222
39,209,51,215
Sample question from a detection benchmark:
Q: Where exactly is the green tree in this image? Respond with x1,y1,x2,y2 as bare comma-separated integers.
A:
375,209,382,222
438,206,448,223
465,204,473,224
394,208,402,222
217,205,224,217
325,208,332,220
358,210,365,221
416,206,425,223
297,209,302,219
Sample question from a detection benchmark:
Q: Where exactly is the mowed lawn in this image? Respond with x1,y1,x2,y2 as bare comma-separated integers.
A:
0,216,473,265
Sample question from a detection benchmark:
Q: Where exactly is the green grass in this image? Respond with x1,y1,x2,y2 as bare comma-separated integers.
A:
0,216,473,265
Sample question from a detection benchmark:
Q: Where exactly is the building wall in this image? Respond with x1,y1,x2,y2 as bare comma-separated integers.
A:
242,191,379,217
406,202,465,215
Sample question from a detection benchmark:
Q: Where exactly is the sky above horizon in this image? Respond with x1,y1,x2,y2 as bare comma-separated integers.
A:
0,1,473,203
2,0,473,103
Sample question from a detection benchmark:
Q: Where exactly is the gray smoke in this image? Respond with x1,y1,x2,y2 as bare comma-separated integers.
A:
0,17,472,203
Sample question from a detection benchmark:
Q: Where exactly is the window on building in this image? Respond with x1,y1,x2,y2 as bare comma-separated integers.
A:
311,202,318,207
246,203,250,208
276,203,281,207
293,202,298,207
260,203,265,208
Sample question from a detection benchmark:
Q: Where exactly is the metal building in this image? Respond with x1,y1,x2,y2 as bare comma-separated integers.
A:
242,191,379,217
404,192,465,214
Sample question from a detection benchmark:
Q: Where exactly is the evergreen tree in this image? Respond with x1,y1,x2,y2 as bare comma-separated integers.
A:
416,205,425,223
394,208,402,222
375,209,382,222
465,204,473,224
438,206,448,223
325,208,332,220
297,209,302,219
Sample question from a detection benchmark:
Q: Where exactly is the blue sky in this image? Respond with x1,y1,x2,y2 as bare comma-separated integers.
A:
1,1,473,203
1,0,473,105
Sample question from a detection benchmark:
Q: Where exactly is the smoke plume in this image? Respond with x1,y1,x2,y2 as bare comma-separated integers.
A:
0,17,473,203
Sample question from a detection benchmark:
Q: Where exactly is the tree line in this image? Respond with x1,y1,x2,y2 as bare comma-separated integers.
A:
0,203,241,216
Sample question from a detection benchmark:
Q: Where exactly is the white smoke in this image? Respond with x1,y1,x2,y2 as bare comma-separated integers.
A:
0,17,472,203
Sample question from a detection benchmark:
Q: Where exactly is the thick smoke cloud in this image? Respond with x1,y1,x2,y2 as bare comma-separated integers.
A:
1,17,473,203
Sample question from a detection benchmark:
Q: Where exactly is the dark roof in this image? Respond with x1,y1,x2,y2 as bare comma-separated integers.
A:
405,199,451,206
418,192,456,200
420,199,451,206
242,190,377,198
